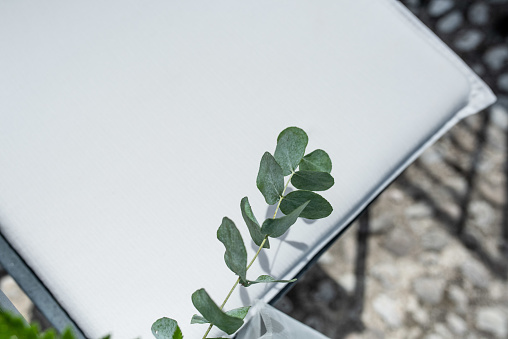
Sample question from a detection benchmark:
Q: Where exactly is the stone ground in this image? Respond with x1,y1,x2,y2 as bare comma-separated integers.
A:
1,0,508,338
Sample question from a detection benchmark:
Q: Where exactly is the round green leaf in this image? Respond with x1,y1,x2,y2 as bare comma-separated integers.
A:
151,318,183,339
299,149,332,173
256,152,284,205
280,191,332,219
291,171,334,191
274,127,308,176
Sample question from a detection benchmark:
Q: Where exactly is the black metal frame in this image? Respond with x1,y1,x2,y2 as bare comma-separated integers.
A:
0,232,85,338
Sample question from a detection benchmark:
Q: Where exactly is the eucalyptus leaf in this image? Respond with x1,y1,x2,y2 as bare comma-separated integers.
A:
191,314,209,324
280,191,332,219
261,201,309,238
225,306,251,320
191,306,251,325
242,275,297,287
151,318,183,339
217,217,247,282
256,152,284,205
299,149,332,173
291,171,334,191
274,127,308,175
191,289,244,335
240,197,269,249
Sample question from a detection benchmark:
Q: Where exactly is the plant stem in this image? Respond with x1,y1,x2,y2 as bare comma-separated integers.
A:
202,323,213,339
202,173,294,339
274,172,294,218
246,236,268,270
220,277,241,309
201,237,269,339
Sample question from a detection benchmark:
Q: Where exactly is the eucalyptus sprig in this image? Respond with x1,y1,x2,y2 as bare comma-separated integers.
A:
152,127,334,339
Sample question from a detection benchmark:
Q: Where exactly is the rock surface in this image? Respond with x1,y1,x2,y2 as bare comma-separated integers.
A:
413,277,446,305
461,260,491,289
446,313,468,335
476,307,508,338
372,294,403,329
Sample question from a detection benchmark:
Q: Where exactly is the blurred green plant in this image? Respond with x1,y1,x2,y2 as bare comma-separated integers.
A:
0,310,106,339
152,127,334,339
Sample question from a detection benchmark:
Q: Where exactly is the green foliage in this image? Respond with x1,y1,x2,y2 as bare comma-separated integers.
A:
0,311,84,339
274,127,308,176
299,149,332,173
261,201,309,238
151,318,183,339
2,127,336,339
280,190,333,220
240,197,269,249
222,307,250,321
191,306,250,325
154,126,334,339
0,311,43,339
189,315,208,325
60,329,78,339
256,152,284,205
240,275,297,287
217,217,247,283
191,289,243,335
291,171,334,191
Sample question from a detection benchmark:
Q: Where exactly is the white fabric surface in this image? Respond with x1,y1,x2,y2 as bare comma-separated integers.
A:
236,300,329,339
0,0,495,338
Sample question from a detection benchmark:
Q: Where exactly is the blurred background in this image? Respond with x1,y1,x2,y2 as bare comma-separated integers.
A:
1,0,507,338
